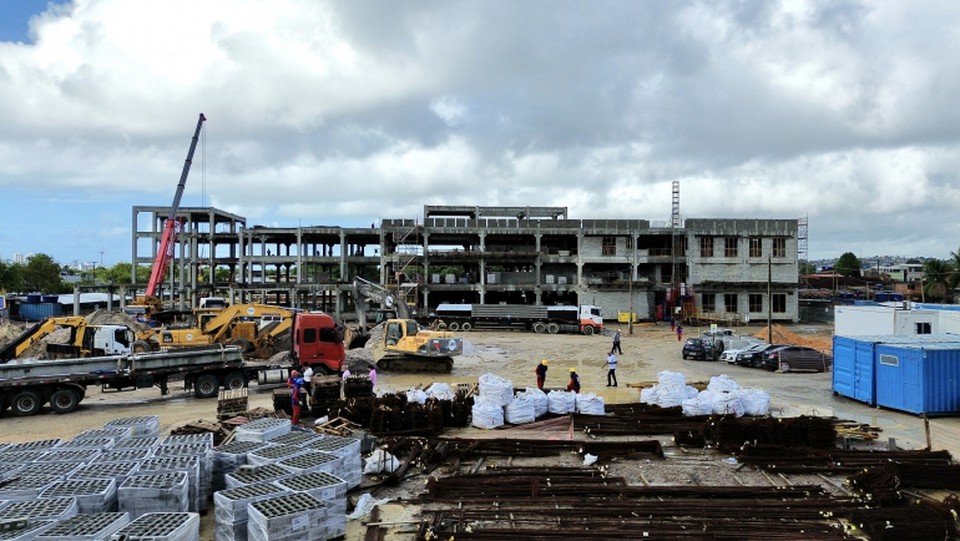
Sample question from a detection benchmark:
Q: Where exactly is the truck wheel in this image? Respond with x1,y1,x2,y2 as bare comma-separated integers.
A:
582,325,595,336
11,390,42,416
460,322,472,332
447,321,460,331
533,322,547,334
230,338,253,353
194,374,220,398
131,340,154,354
50,388,81,414
547,323,560,334
311,365,330,376
222,371,246,391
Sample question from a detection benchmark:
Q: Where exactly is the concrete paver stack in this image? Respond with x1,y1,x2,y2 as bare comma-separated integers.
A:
304,436,362,488
70,460,141,487
0,520,54,541
246,444,308,467
104,416,161,438
152,443,213,511
234,418,291,442
247,492,328,541
0,496,79,522
34,512,130,541
39,478,118,514
224,464,294,490
138,457,202,513
110,511,199,541
213,482,289,541
211,441,268,491
274,471,348,538
117,472,190,518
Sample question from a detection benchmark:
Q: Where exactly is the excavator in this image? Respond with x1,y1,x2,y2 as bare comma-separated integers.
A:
0,317,137,363
134,303,295,359
351,276,462,372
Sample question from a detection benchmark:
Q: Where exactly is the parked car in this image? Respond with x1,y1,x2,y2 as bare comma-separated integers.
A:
681,338,708,360
735,343,782,368
761,346,831,373
720,348,741,364
720,339,765,364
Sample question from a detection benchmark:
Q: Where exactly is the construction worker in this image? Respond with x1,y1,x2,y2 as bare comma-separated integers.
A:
287,370,304,425
566,368,581,393
535,359,548,390
301,365,314,408
676,324,684,342
612,329,622,354
340,367,352,400
604,351,618,387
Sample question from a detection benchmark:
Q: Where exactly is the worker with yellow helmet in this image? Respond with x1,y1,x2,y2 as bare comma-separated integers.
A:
566,367,581,393
535,359,549,390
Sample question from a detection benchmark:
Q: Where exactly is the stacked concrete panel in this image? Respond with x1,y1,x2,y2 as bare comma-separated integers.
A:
246,492,327,541
305,436,362,488
0,520,54,541
104,416,160,438
212,483,288,541
138,457,201,513
224,464,293,490
246,444,307,467
151,444,212,511
34,512,130,541
39,479,118,514
118,473,189,519
70,461,141,487
234,418,290,443
0,475,62,502
0,496,79,522
112,437,160,450
211,441,268,491
110,512,199,541
96,448,153,464
274,471,348,538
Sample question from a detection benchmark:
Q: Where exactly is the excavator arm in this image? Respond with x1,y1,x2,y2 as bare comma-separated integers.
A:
352,276,410,332
0,316,87,362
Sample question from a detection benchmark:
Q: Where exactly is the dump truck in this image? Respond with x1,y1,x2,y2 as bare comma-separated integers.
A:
433,303,604,335
0,316,137,363
0,345,295,416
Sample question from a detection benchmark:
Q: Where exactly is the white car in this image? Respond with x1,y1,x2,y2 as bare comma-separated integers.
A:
720,348,744,364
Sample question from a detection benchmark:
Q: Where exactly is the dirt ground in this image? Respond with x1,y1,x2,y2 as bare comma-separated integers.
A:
2,322,959,540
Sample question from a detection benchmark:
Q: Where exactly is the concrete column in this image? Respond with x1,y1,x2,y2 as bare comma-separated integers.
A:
73,286,81,316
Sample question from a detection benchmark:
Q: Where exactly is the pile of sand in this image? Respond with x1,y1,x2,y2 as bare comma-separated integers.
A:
753,324,833,353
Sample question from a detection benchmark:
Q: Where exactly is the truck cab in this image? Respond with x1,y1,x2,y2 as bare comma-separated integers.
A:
292,312,345,374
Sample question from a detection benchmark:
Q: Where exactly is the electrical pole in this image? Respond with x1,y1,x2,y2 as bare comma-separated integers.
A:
767,255,772,344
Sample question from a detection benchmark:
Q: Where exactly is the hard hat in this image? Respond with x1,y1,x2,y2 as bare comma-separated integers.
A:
541,359,548,365
569,367,576,372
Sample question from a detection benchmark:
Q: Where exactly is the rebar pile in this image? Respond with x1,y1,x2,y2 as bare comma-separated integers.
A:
709,415,837,451
426,437,665,460
850,501,957,540
737,446,953,474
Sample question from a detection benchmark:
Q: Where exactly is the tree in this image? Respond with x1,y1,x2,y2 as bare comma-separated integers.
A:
923,259,954,302
835,252,862,277
22,254,66,293
798,260,816,275
0,260,24,292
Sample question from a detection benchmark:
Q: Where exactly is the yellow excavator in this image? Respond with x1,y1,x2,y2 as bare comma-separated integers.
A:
135,303,295,359
0,316,137,363
351,277,462,372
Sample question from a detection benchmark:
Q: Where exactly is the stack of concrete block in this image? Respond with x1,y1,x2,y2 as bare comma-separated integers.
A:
72,428,134,444
161,433,214,448
246,444,307,467
0,449,50,464
211,441,267,491
138,457,201,513
246,492,327,541
0,475,62,502
58,438,116,453
213,482,288,541
40,449,102,465
2,439,61,452
117,473,189,519
104,416,160,438
110,512,199,541
96,448,153,464
234,418,290,443
274,471,348,538
152,444,212,511
17,461,85,480
34,512,130,541
305,436,362,488
0,520,54,541
0,496,79,522
112,437,160,450
275,451,342,478
224,464,294,490
266,431,323,447
39,479,117,514
0,464,24,483
70,461,141,487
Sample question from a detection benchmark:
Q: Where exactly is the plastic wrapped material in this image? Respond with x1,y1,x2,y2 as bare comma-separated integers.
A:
425,383,455,401
405,389,428,405
522,387,548,418
681,396,712,416
575,393,605,416
657,370,687,387
708,390,745,417
547,390,576,414
478,373,514,407
362,449,400,475
640,387,658,405
346,493,392,521
504,393,536,425
656,385,698,408
471,397,504,429
740,388,771,416
707,374,741,393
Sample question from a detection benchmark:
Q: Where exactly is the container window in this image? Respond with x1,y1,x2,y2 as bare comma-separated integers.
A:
915,322,931,334
879,354,899,367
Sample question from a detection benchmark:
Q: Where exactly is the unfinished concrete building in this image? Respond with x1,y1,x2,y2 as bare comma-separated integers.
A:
130,205,800,324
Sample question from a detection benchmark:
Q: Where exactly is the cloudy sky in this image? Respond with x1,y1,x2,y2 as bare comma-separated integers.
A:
2,0,959,267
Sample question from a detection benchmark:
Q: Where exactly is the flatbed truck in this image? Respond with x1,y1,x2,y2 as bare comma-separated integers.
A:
433,303,604,335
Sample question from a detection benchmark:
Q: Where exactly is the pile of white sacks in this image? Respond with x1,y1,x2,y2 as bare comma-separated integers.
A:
471,373,605,429
640,371,770,417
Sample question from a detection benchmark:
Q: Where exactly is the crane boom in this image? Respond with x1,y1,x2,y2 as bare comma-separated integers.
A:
145,113,207,298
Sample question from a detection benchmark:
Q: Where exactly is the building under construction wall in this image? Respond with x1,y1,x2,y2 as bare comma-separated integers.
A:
130,204,800,324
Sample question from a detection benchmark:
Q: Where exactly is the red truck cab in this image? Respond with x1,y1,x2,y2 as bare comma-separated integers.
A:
292,312,345,374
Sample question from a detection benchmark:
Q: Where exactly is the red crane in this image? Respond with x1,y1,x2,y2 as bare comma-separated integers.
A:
144,113,207,299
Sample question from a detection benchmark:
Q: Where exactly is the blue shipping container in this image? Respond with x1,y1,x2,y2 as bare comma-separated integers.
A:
19,302,63,321
875,343,960,415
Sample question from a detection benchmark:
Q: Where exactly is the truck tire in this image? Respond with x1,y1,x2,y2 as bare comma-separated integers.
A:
131,340,153,354
50,388,81,414
447,321,460,331
547,323,560,334
194,374,220,398
460,322,473,332
11,390,42,416
222,371,246,391
230,338,253,353
533,322,547,334
582,325,595,336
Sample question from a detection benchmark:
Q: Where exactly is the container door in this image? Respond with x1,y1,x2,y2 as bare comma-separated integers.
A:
854,340,876,405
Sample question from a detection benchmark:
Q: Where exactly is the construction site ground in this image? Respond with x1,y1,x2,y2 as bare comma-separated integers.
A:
2,322,960,539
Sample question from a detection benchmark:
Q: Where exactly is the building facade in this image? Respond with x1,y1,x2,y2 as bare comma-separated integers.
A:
130,205,800,323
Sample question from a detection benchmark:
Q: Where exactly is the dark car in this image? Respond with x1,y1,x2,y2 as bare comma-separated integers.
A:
681,338,707,360
761,346,831,373
735,343,782,368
